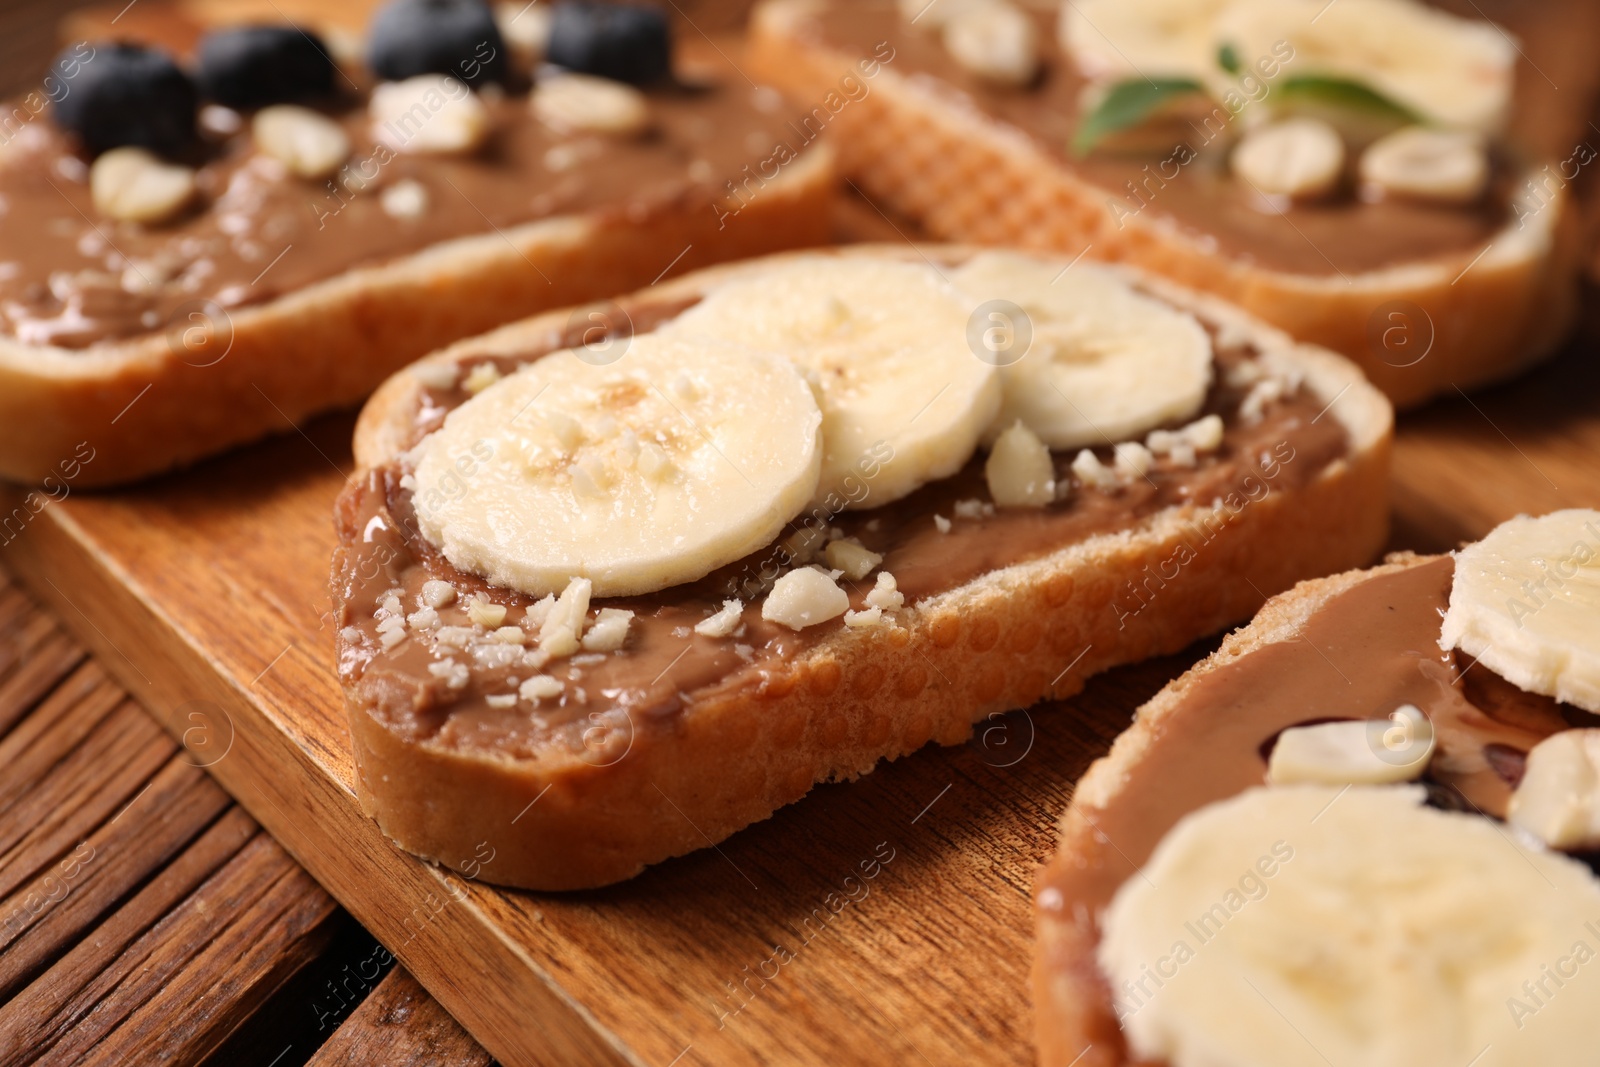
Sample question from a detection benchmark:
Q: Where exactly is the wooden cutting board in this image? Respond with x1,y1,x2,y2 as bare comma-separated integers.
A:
2,302,1597,1067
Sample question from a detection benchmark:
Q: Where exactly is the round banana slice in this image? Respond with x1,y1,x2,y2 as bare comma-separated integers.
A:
1360,126,1489,204
1440,509,1600,713
1058,0,1230,81
951,251,1212,450
1231,117,1345,201
411,335,823,598
1102,785,1600,1067
661,257,1000,510
1214,0,1516,134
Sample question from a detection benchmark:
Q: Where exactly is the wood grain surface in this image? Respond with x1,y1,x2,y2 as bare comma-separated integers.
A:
0,564,494,1065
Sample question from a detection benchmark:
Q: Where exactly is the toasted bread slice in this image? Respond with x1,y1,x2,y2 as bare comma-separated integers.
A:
1032,546,1594,1066
747,0,1585,409
0,142,833,488
333,244,1392,891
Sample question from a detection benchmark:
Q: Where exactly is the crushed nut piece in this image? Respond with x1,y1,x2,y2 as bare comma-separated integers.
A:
539,577,592,658
407,606,440,630
844,606,884,628
420,580,456,608
1113,441,1154,481
1071,449,1119,491
824,539,883,581
468,597,507,628
581,607,634,652
762,568,849,631
863,571,905,612
427,657,469,690
492,625,527,644
986,420,1055,507
933,514,952,534
381,178,429,219
694,598,744,638
519,675,563,702
485,694,518,709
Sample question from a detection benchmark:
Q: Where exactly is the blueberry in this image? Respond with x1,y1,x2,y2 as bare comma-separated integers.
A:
196,26,338,109
547,2,671,86
50,42,198,158
367,0,507,86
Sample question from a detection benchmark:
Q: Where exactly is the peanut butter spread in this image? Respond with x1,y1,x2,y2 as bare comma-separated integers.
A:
1039,555,1600,1041
331,298,1349,763
0,45,806,349
802,3,1542,277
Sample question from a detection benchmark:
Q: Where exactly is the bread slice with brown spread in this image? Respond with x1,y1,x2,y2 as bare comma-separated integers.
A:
331,243,1392,891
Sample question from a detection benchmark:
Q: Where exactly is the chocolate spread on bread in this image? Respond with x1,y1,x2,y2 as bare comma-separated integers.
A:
804,5,1521,276
1039,555,1598,933
0,46,806,348
331,300,1349,763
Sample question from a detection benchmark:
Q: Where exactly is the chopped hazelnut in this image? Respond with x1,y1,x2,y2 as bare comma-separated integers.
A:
694,598,744,638
824,539,883,581
762,568,849,631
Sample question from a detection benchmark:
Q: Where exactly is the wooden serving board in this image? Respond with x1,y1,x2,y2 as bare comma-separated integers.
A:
3,298,1598,1066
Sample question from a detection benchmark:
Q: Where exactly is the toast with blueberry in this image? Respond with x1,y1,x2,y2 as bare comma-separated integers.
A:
0,0,833,486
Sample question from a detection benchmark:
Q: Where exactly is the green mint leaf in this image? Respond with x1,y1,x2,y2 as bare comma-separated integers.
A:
1217,43,1241,75
1072,78,1205,156
1276,75,1421,123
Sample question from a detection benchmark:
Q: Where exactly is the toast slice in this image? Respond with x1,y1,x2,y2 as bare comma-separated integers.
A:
0,30,834,488
746,0,1589,409
330,243,1392,890
1034,546,1599,1066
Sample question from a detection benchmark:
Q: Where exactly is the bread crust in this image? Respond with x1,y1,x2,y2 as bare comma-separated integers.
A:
336,243,1393,891
747,0,1583,410
0,144,834,488
1032,552,1439,1067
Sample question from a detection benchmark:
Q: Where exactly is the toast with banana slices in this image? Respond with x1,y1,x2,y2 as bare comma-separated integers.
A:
331,243,1392,890
1036,510,1600,1067
0,7,833,487
747,0,1596,408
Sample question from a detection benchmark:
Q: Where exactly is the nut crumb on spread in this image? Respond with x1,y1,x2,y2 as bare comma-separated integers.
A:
1240,377,1287,425
407,606,440,630
420,579,457,608
863,571,905,613
539,577,593,658
986,421,1055,508
763,567,850,630
485,693,518,708
824,538,882,581
933,514,952,534
694,598,744,638
581,607,634,652
381,178,430,220
428,658,470,690
844,606,884,628
467,596,507,628
492,625,527,644
1112,441,1154,481
412,363,460,391
1071,449,1119,491
953,497,997,520
519,675,564,703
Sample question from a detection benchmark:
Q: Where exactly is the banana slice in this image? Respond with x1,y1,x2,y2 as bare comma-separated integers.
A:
411,334,823,598
1231,118,1345,201
661,257,999,509
1214,0,1516,134
1360,126,1489,204
1101,785,1600,1067
951,251,1212,450
942,2,1040,88
1440,509,1600,713
1058,0,1229,81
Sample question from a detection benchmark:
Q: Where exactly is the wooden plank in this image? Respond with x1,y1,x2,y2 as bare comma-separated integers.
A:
0,580,346,1066
9,297,1599,1067
308,967,494,1067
